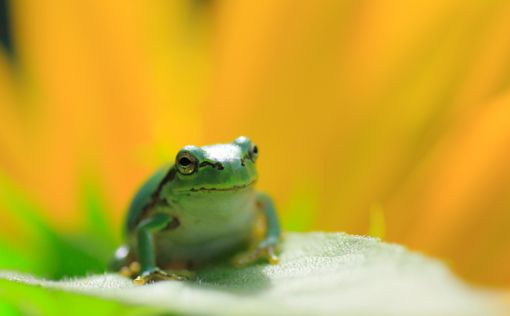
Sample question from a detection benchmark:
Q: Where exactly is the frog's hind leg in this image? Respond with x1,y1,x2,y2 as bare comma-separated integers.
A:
109,245,140,278
232,192,281,266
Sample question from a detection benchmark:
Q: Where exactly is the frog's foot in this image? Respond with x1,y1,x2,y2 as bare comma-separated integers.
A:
232,245,279,267
165,269,197,280
133,268,187,285
119,261,141,278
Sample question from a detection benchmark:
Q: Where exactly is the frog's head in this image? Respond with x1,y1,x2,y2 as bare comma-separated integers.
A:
167,136,258,195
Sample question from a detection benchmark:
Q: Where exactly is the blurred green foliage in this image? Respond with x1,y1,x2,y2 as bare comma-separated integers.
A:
0,173,116,279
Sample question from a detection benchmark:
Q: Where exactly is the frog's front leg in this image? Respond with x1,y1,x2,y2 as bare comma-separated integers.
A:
132,213,184,285
234,192,281,266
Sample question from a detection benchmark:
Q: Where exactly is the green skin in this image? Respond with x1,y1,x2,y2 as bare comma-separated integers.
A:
112,136,281,283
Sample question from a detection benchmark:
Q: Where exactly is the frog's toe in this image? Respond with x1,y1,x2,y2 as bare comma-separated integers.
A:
266,247,279,265
119,261,141,278
133,268,187,285
119,266,132,278
232,246,279,267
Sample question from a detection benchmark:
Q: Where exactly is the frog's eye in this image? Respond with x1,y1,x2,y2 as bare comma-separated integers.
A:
249,143,259,162
176,151,198,175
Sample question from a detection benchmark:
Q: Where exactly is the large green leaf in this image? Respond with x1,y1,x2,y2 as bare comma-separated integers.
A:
0,233,508,316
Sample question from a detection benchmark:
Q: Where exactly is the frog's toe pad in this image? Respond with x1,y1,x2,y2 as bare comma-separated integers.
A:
232,246,279,267
267,247,279,265
133,269,186,285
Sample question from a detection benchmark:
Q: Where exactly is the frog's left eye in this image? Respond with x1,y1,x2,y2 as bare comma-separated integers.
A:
176,152,198,175
249,143,259,162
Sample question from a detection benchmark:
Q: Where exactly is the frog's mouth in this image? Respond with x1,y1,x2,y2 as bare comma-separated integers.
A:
189,180,256,192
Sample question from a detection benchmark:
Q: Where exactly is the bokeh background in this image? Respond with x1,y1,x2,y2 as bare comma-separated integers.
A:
0,0,510,288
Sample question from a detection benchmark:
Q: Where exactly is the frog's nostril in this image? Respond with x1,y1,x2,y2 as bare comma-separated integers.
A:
240,158,246,167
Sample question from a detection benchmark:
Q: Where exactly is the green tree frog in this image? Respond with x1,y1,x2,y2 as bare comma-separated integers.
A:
111,136,281,284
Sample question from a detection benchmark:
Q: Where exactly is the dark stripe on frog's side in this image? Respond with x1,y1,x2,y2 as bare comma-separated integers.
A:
152,166,177,200
126,166,177,233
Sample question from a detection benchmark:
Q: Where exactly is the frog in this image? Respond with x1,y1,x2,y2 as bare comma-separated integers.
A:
110,136,281,285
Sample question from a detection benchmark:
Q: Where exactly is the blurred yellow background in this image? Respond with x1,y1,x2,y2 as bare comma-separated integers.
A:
1,1,510,287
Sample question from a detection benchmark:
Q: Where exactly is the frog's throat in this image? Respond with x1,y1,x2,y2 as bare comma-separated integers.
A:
189,179,257,192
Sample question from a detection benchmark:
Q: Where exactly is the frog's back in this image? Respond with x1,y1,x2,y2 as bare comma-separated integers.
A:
125,166,170,233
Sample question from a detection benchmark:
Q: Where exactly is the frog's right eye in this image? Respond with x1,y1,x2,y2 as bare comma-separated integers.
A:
248,143,258,162
176,151,198,175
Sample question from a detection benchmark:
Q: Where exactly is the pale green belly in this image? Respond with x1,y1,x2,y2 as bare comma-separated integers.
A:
153,223,253,266
132,190,258,267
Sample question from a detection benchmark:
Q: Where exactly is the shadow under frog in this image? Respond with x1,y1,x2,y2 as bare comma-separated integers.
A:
191,257,272,295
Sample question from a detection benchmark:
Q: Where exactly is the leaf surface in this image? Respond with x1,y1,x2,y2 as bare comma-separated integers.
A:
0,233,507,316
